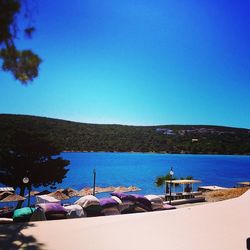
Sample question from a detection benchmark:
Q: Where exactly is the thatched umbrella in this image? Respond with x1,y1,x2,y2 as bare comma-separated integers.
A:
114,186,129,192
77,185,141,196
77,187,92,196
113,186,141,193
95,186,115,194
62,188,79,197
78,186,116,196
35,190,51,196
48,190,69,200
128,186,141,192
0,194,26,202
0,191,13,200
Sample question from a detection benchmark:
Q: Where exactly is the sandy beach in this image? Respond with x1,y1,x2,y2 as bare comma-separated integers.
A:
1,188,250,250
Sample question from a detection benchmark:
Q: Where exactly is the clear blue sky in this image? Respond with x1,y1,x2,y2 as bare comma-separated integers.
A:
0,0,250,128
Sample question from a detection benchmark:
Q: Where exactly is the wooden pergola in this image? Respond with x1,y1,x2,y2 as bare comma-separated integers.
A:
165,179,201,193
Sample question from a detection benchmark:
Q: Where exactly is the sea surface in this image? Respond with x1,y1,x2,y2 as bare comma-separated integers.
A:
2,152,250,208
56,152,250,195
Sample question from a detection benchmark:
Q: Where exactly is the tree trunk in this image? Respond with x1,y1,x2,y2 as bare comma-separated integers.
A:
16,186,26,209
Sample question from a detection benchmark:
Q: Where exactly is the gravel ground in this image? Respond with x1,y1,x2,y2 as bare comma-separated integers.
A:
202,187,249,202
174,187,250,209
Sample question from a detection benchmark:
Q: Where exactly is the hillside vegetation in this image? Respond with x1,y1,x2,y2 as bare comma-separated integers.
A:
0,114,249,155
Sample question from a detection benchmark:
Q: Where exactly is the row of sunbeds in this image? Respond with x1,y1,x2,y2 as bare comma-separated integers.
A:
7,192,176,222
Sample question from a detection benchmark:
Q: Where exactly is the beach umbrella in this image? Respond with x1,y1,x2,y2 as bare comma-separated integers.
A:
113,186,141,193
77,185,141,196
95,186,115,194
114,186,132,192
77,187,93,196
48,190,70,200
127,186,141,192
0,194,26,202
62,188,79,197
0,191,13,200
35,190,51,196
77,186,113,196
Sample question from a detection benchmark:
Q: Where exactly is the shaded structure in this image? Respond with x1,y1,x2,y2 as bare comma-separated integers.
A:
77,187,93,197
24,185,141,200
62,188,79,197
46,188,79,200
113,186,141,192
166,179,201,193
95,186,115,193
164,180,202,202
48,190,69,201
35,190,51,196
0,191,13,200
77,186,115,196
0,194,26,203
77,186,141,196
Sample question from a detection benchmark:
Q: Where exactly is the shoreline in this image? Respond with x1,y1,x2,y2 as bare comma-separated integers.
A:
62,150,250,156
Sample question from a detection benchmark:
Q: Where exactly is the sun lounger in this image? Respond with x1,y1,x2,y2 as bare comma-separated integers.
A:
64,204,86,218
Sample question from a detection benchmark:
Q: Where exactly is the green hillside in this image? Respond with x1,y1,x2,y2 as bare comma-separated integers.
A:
0,114,249,155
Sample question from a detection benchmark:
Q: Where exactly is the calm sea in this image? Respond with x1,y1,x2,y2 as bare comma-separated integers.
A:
2,152,250,207
56,152,250,195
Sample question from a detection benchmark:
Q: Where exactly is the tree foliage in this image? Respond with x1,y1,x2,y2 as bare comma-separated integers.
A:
155,174,175,187
155,174,194,193
155,173,176,193
0,129,70,201
0,114,250,155
0,0,41,83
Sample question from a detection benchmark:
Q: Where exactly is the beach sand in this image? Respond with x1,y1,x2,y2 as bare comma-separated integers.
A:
1,188,250,250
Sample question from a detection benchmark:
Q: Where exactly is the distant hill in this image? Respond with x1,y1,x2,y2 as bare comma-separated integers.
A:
0,114,250,155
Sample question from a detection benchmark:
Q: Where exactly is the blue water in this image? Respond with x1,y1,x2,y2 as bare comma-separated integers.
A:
56,152,250,195
1,152,250,208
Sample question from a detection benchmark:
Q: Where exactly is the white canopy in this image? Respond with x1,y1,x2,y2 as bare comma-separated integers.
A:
165,180,201,184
